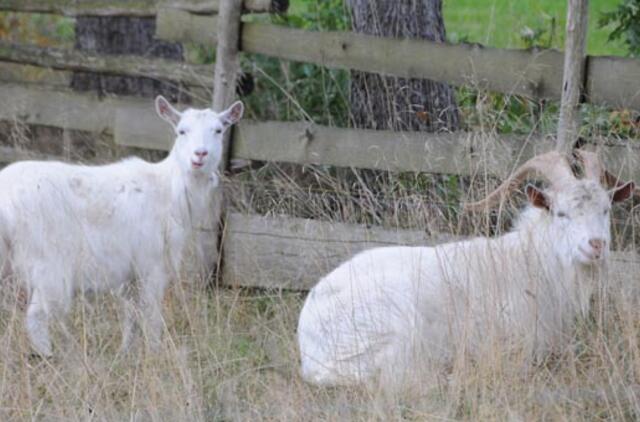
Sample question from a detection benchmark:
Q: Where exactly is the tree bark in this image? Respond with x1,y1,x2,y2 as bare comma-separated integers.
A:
71,16,185,101
348,0,459,132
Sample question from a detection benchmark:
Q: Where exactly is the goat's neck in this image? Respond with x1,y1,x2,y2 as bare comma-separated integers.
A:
161,154,218,228
520,221,597,319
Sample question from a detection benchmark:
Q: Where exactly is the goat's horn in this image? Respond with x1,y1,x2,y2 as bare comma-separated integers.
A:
572,150,603,182
463,151,575,212
573,149,637,194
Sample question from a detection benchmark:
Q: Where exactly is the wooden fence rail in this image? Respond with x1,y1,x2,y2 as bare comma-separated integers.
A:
0,0,285,16
2,83,639,182
222,212,639,290
0,42,213,90
156,9,640,111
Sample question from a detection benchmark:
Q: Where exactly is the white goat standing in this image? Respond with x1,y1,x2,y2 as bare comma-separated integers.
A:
0,96,243,357
297,151,634,387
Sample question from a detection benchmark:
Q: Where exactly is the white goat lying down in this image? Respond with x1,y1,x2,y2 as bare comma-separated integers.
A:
0,96,243,357
298,151,634,387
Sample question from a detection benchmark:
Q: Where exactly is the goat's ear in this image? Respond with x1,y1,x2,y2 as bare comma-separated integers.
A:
220,101,244,127
611,181,635,203
525,185,550,210
155,96,181,127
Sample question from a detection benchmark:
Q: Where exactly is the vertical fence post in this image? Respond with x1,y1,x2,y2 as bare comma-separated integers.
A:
556,0,589,153
210,0,243,279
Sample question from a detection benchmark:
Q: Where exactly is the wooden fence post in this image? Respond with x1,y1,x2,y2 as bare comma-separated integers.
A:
210,0,243,278
556,0,589,153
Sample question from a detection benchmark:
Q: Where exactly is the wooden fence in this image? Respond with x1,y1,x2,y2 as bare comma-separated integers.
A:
0,0,639,289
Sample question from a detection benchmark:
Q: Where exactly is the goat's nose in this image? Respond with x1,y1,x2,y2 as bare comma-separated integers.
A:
589,238,606,253
194,148,208,159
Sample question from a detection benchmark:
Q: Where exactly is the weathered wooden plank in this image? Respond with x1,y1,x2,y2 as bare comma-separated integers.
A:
156,10,640,110
0,61,71,88
241,24,566,100
588,56,640,111
156,9,219,45
160,0,287,13
0,0,157,16
0,42,213,89
222,212,457,290
225,216,638,292
233,120,558,177
1,84,638,181
0,0,285,15
0,84,114,133
223,212,640,290
157,10,565,101
0,83,172,150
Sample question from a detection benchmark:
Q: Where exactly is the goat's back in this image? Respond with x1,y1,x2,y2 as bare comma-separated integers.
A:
0,159,173,291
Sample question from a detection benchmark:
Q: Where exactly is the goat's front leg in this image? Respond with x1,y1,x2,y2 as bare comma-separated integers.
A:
26,271,73,358
119,288,139,354
138,269,169,351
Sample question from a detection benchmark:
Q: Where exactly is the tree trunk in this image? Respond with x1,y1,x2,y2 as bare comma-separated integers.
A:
71,16,185,102
348,0,459,132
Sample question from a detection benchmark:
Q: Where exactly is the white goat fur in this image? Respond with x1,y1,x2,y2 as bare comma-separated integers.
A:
0,96,243,356
298,163,633,387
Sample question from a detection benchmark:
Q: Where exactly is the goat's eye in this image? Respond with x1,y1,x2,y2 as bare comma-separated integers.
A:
603,209,609,215
556,211,567,218
178,129,186,136
215,128,222,134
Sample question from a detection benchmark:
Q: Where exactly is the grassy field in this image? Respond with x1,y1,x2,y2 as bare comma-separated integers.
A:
443,0,626,56
289,0,627,56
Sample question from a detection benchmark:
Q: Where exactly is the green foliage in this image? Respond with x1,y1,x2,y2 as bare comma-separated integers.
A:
599,0,640,57
241,0,351,125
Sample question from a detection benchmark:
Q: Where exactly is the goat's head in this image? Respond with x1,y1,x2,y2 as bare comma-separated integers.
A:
155,96,244,177
465,150,635,265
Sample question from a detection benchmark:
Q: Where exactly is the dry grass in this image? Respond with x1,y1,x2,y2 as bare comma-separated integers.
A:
0,270,639,421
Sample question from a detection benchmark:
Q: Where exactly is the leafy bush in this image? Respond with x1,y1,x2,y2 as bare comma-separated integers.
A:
241,0,351,125
599,0,640,57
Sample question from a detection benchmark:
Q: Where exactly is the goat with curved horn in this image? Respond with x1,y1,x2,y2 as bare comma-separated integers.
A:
298,150,634,391
463,151,575,212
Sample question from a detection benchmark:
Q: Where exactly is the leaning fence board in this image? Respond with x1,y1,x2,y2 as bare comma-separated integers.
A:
222,212,640,290
0,42,213,89
222,213,458,290
156,10,640,110
157,10,563,101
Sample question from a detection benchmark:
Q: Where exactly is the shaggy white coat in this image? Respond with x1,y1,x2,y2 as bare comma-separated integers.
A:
0,96,243,356
298,180,622,387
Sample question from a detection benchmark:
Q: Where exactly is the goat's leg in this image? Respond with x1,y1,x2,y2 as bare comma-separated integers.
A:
138,269,169,351
26,265,73,357
26,288,52,357
119,293,139,354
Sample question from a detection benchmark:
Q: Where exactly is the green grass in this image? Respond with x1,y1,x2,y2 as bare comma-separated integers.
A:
289,0,628,56
443,0,626,56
